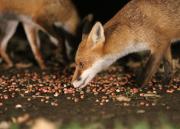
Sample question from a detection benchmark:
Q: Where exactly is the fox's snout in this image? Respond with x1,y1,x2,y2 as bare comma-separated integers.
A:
71,67,86,88
71,67,91,88
71,67,81,82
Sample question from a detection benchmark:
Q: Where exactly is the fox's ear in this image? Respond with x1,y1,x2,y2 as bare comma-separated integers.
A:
82,14,93,39
88,22,105,45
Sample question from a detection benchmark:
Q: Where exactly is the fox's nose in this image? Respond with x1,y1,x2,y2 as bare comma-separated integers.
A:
77,77,81,81
72,76,81,83
72,67,82,82
72,75,81,83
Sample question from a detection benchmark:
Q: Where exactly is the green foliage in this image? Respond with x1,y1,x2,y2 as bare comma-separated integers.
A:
132,122,150,129
114,122,124,129
10,123,20,129
61,121,178,129
61,122,81,129
6,120,179,129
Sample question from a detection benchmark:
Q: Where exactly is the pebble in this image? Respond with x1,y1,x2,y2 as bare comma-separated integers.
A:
123,103,130,106
100,103,104,106
140,101,145,106
66,97,71,100
116,89,120,93
96,99,100,103
137,110,145,114
0,102,3,106
145,103,149,107
27,98,31,101
152,103,156,106
15,104,22,109
45,101,49,104
105,99,109,103
4,95,9,100
54,92,59,97
41,99,45,102
166,89,174,93
166,106,170,110
74,98,79,103
80,95,84,99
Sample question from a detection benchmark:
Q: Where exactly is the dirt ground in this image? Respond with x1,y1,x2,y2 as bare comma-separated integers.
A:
0,65,180,128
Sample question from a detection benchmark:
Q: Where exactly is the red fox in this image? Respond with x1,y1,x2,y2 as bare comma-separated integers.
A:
0,0,80,69
72,0,180,88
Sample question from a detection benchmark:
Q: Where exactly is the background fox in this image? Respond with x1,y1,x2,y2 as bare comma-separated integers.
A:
0,0,80,69
72,0,180,88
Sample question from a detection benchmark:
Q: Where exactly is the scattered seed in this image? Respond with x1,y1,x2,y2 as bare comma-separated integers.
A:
54,92,59,97
0,102,3,106
166,89,174,93
15,104,22,109
74,98,79,103
0,65,178,109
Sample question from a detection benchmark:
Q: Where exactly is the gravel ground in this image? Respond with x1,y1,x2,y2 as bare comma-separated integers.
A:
0,65,179,128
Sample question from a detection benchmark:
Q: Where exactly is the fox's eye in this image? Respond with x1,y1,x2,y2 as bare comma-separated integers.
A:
79,62,84,69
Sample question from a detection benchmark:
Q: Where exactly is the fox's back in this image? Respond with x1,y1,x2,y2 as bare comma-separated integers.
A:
0,0,77,23
0,0,45,16
0,0,79,34
105,0,180,39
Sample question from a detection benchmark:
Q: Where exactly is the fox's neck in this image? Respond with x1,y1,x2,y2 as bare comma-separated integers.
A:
101,23,149,66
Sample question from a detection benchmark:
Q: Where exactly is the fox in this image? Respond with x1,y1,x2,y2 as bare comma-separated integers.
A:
72,0,180,89
0,0,80,69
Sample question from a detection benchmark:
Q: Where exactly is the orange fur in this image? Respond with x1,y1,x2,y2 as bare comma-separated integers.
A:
72,0,180,88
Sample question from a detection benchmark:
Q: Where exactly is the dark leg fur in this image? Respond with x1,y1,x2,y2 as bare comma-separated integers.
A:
138,42,170,87
163,47,173,84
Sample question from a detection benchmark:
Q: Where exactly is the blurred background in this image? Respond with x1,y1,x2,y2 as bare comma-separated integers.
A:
73,0,130,23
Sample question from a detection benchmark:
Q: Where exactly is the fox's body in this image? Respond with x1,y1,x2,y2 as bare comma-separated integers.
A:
72,0,180,88
0,0,80,68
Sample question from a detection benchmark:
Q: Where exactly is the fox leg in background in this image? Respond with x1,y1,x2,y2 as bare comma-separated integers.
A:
23,23,46,69
0,20,18,68
38,22,70,65
163,46,174,84
52,25,75,64
138,41,170,87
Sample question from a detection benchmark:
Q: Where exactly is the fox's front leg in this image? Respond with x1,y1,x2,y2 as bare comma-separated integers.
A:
23,23,46,69
163,46,174,84
0,20,18,68
138,41,170,87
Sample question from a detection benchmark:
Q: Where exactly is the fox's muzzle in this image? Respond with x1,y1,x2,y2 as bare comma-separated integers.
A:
71,67,81,82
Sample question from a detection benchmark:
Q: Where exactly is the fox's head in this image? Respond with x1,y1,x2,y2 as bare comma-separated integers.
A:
72,21,115,89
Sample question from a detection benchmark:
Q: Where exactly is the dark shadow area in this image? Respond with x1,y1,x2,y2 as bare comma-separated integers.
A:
73,0,130,23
